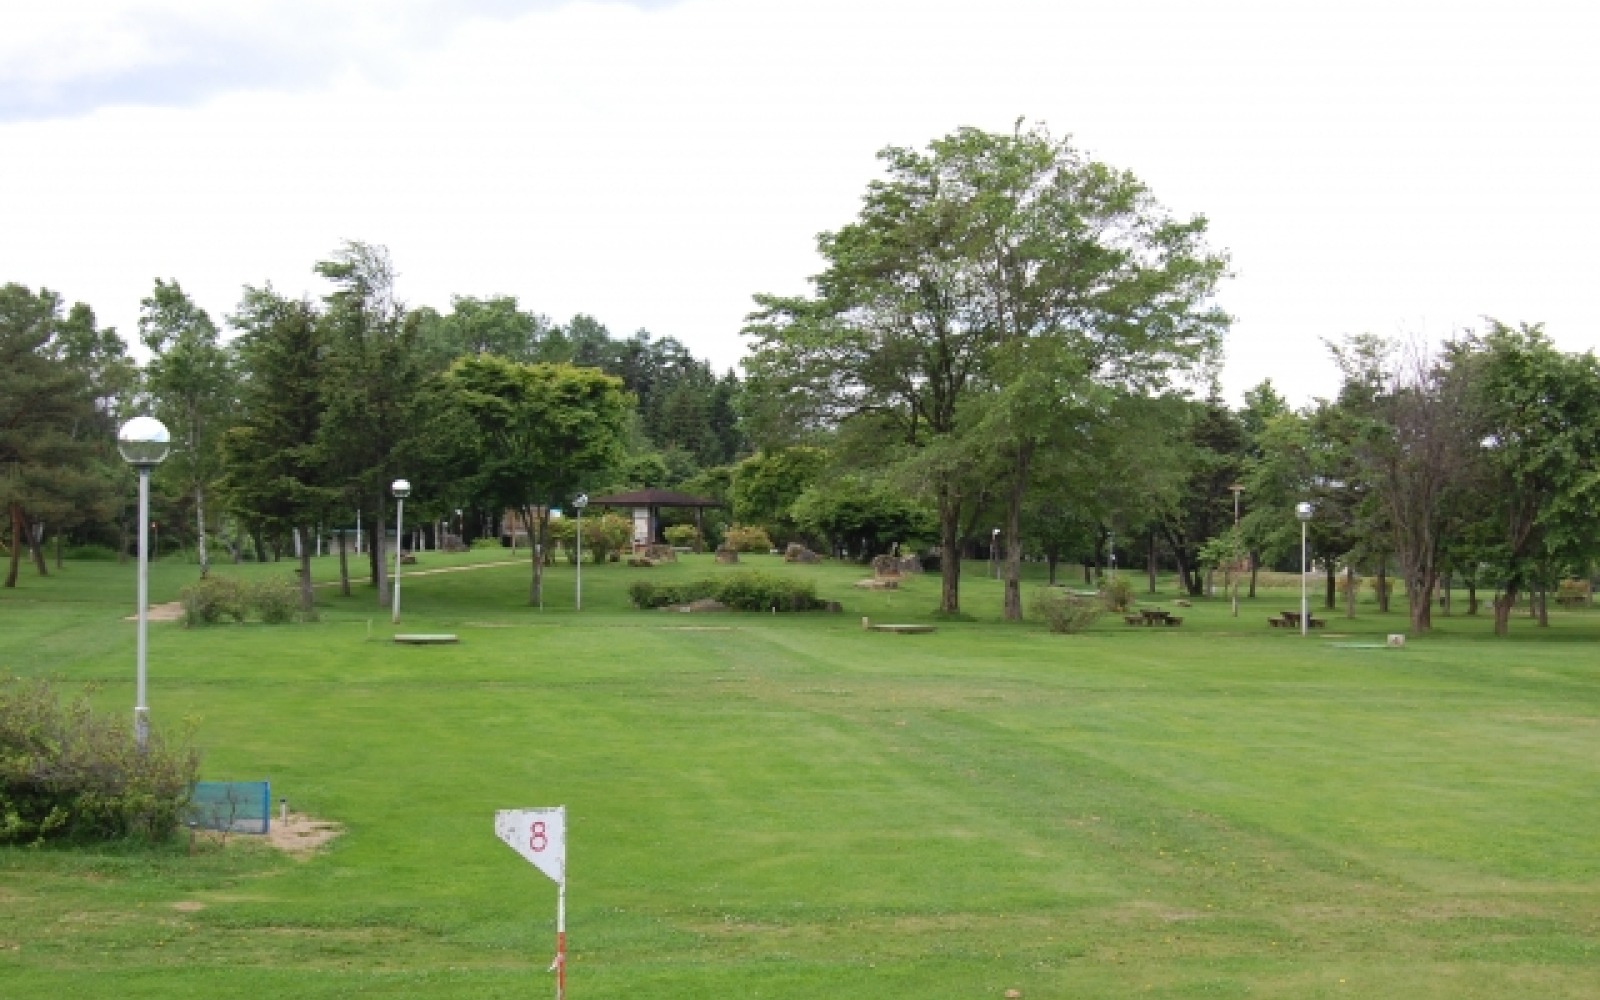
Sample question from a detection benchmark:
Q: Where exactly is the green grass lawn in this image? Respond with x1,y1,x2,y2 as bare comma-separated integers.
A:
2,551,1597,998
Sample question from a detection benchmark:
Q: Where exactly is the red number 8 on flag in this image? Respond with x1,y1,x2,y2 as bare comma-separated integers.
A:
530,821,548,852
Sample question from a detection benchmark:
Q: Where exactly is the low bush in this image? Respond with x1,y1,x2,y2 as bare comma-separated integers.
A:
715,572,823,611
1099,576,1135,612
63,543,120,561
1033,589,1102,633
664,524,701,549
722,525,774,553
628,573,825,611
471,537,505,551
0,679,201,844
181,575,248,626
252,577,302,624
628,579,719,609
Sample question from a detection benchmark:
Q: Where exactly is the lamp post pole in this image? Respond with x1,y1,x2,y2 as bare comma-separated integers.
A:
573,494,588,612
119,417,170,750
392,479,411,624
991,527,1000,580
1297,502,1313,637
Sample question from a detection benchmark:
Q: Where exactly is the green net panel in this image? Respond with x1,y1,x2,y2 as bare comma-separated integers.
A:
187,781,270,834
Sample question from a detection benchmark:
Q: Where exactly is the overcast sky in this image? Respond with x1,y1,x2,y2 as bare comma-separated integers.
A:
4,0,1596,405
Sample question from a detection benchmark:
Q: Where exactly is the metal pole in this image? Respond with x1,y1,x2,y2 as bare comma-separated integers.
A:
392,497,404,624
1300,519,1308,637
135,467,151,750
557,878,568,1000
575,507,582,612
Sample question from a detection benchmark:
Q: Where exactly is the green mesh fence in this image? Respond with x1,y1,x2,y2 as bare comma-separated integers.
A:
187,781,270,834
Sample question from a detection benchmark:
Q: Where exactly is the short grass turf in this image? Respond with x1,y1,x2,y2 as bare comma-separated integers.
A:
1,551,1598,998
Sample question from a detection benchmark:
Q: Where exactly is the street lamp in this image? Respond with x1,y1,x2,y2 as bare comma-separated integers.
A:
118,416,170,750
991,527,1001,579
1296,501,1314,637
573,494,589,611
391,479,411,624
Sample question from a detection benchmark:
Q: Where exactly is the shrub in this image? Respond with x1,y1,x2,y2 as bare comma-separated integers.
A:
628,579,719,609
0,679,201,844
664,524,701,548
63,543,120,561
715,571,823,611
722,524,774,553
181,575,248,626
1099,576,1135,612
1033,589,1102,633
471,536,504,550
251,577,302,624
1557,578,1591,607
628,573,824,611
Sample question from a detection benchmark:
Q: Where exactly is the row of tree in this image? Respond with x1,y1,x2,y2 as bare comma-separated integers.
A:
5,120,1597,635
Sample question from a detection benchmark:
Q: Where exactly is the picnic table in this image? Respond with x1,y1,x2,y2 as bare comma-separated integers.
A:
1124,608,1183,627
1271,611,1325,628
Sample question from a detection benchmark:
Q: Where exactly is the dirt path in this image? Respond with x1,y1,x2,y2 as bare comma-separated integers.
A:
127,558,529,621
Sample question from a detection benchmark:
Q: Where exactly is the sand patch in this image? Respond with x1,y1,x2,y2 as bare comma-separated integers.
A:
267,812,344,857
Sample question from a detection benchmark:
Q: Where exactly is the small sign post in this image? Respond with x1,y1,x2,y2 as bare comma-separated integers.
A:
495,806,568,998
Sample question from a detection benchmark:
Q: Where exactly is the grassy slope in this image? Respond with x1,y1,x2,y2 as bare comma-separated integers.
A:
1,551,1597,998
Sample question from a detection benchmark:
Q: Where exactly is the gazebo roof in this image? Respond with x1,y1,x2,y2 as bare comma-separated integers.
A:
587,489,724,508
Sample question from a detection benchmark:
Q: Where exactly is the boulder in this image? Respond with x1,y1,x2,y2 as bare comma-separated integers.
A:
855,578,899,590
784,543,821,564
715,547,739,564
870,554,902,579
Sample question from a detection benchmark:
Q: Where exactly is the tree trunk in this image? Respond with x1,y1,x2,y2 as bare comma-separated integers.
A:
1467,581,1478,615
1001,442,1032,622
29,521,47,577
195,484,210,578
337,529,351,596
519,506,542,606
1248,551,1259,598
1440,573,1451,615
1148,532,1158,594
1377,564,1390,613
937,487,961,615
1345,565,1356,618
1046,553,1058,586
54,530,62,570
1493,584,1517,636
1324,562,1336,610
374,505,390,608
1082,561,1092,585
297,526,315,614
1407,566,1435,632
4,503,22,588
1537,588,1549,627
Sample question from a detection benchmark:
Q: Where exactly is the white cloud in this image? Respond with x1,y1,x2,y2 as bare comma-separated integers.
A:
2,0,1597,405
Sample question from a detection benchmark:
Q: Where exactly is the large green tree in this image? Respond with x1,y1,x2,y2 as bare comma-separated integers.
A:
223,287,333,612
436,356,630,605
1452,322,1600,635
140,278,236,577
745,122,1228,617
0,285,117,587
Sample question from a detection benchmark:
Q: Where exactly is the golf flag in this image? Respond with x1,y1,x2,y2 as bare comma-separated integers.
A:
495,806,566,885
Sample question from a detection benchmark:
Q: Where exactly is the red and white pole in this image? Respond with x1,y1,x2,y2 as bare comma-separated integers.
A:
555,879,567,999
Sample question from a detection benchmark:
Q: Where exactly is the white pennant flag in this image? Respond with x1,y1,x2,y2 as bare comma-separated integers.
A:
495,806,566,885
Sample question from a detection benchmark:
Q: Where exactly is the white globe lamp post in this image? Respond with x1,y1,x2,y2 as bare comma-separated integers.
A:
391,479,411,624
118,417,170,749
1296,501,1314,637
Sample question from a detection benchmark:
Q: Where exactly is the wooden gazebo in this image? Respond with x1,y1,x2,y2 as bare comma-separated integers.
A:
586,489,725,551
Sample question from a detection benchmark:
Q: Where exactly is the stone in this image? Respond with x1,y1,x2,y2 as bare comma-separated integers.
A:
784,543,821,564
855,578,898,590
715,547,739,564
870,554,903,579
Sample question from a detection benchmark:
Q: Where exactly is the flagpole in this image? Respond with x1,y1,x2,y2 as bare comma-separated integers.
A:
556,878,567,1000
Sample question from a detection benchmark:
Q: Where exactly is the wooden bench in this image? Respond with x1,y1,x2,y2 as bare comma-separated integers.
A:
1124,614,1144,626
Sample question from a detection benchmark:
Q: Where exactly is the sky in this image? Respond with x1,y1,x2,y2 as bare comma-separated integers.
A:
3,0,1597,406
